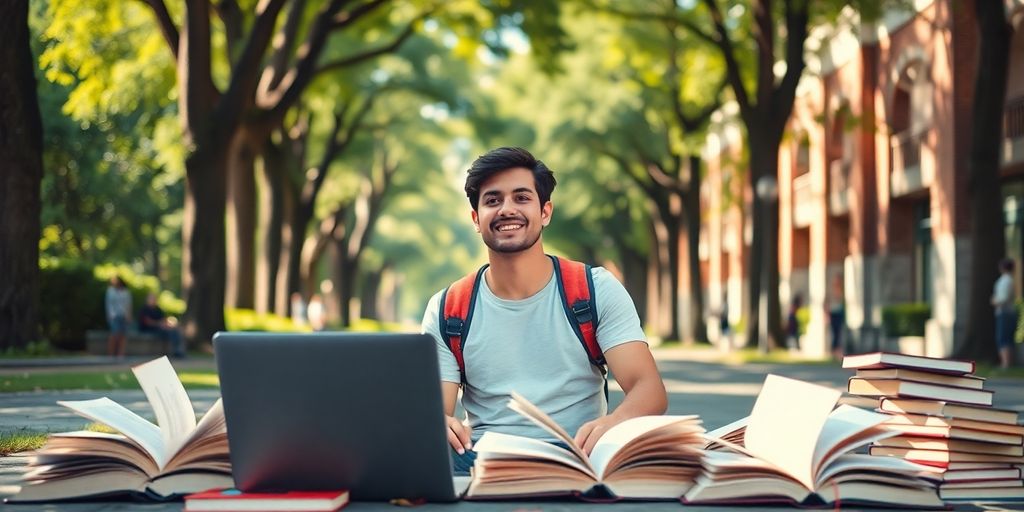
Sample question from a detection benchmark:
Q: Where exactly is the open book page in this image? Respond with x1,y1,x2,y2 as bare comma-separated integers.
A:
705,416,748,440
178,399,225,450
589,415,699,479
473,431,596,479
744,375,840,491
816,453,942,484
34,430,160,477
508,392,589,464
132,357,196,459
811,405,896,479
56,397,167,469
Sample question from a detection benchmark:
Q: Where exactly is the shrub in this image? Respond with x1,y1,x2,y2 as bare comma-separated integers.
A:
226,309,310,333
882,303,931,338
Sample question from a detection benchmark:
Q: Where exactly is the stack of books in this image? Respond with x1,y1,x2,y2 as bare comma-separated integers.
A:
844,352,1024,501
685,375,942,508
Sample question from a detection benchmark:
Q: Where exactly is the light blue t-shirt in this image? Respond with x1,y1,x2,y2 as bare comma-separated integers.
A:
420,266,646,442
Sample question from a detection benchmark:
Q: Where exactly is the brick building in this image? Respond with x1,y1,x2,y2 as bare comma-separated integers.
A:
700,0,1024,357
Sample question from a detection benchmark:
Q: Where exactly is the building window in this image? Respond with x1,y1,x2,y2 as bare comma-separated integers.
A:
914,198,932,303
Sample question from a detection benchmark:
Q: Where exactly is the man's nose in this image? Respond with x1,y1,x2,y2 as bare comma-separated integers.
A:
497,199,516,216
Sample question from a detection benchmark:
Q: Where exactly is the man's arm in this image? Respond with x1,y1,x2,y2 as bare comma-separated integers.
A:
573,341,667,454
442,381,472,454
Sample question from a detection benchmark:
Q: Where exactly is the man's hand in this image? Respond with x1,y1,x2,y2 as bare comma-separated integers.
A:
445,415,473,454
574,414,625,455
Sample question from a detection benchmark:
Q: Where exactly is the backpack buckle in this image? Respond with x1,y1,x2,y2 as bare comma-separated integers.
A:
571,301,593,323
445,317,465,337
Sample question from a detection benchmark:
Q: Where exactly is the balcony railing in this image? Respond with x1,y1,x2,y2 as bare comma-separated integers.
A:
792,173,814,228
891,130,922,171
890,130,928,197
829,160,851,216
1006,97,1024,140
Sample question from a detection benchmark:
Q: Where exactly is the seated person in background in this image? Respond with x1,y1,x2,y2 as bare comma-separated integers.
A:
138,293,186,359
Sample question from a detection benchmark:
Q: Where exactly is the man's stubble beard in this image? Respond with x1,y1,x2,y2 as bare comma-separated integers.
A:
482,225,543,254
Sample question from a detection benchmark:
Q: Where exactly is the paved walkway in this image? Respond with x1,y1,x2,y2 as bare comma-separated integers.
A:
1,350,1021,510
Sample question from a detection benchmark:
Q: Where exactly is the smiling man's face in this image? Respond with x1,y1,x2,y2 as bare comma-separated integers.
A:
472,167,551,254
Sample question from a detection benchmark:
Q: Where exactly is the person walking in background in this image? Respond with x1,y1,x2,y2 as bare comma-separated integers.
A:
827,275,845,360
138,293,186,359
307,294,325,332
290,292,307,327
105,276,131,359
786,293,803,351
992,258,1018,369
718,292,731,350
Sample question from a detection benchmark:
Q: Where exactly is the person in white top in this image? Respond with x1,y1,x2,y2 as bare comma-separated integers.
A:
991,258,1017,369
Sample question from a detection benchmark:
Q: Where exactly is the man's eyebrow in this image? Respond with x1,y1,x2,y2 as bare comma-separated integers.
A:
513,188,535,194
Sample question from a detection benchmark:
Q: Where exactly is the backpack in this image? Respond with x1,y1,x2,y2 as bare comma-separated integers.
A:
438,255,605,386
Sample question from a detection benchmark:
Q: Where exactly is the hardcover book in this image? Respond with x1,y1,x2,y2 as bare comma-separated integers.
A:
683,375,943,508
465,392,705,500
8,357,232,502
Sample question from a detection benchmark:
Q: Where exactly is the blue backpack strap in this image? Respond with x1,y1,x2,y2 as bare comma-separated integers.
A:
438,265,488,384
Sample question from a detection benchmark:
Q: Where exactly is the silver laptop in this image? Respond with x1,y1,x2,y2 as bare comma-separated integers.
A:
214,332,458,502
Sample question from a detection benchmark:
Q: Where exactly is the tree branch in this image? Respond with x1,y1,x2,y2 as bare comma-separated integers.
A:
258,0,371,120
700,0,752,119
752,0,775,109
315,16,420,76
214,0,243,63
263,0,308,92
596,147,656,197
215,0,289,132
770,0,810,136
333,0,388,29
180,0,218,129
141,0,180,60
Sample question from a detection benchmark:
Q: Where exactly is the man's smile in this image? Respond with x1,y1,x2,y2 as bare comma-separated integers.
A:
493,220,527,232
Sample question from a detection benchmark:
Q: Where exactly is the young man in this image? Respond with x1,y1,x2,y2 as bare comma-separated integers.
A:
420,147,667,474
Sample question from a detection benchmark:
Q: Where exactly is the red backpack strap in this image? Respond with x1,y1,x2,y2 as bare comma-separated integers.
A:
438,265,488,383
551,255,604,367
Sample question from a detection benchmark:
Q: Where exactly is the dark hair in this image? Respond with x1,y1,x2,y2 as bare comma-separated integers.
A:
464,147,556,211
1001,258,1015,272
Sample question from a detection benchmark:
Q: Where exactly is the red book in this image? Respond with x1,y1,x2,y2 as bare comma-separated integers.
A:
184,488,349,512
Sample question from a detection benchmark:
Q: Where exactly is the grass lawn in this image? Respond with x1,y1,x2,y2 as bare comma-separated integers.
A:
0,424,117,456
0,370,219,393
0,430,48,456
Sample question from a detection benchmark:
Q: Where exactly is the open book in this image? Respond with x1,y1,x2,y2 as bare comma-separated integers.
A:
684,375,944,508
465,392,704,500
9,357,232,502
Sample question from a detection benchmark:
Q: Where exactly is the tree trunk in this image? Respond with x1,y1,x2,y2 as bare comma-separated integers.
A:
0,0,43,351
182,145,229,344
957,0,1011,363
653,193,684,342
360,266,382,320
685,156,707,343
744,135,785,349
335,246,358,327
619,243,649,323
258,140,288,313
226,131,259,309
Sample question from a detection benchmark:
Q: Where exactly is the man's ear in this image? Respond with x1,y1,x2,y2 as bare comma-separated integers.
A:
541,201,552,227
471,209,480,233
